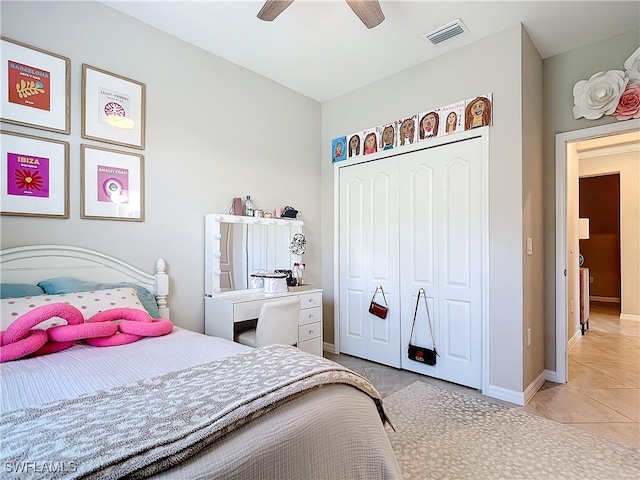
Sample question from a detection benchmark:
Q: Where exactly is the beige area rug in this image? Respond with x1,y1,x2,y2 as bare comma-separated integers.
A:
384,381,639,480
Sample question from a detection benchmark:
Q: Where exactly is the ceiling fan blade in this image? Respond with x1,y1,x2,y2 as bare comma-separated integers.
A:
257,0,294,21
345,0,385,29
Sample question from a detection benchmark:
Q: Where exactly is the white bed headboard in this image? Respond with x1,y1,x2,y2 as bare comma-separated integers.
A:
0,245,169,318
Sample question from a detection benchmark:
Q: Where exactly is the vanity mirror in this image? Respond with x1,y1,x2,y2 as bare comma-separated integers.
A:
205,214,304,295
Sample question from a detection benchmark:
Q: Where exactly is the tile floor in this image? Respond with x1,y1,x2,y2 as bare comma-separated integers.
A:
523,301,639,448
326,301,639,448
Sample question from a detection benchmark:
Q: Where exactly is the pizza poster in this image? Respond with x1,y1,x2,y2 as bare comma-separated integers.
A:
97,165,129,203
98,87,131,125
7,152,50,198
7,60,51,111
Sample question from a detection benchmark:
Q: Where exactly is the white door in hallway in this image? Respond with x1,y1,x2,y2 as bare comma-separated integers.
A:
399,137,483,389
339,157,401,367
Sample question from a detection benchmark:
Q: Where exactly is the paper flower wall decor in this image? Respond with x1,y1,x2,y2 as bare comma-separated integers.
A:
572,46,640,121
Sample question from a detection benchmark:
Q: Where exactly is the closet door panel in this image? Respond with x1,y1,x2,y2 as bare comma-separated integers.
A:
443,158,471,286
339,174,367,358
409,165,436,285
400,138,483,388
437,139,482,388
400,150,440,374
366,165,400,366
444,299,472,359
339,158,400,367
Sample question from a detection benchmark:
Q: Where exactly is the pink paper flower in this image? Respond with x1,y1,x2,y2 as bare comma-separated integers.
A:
613,83,640,120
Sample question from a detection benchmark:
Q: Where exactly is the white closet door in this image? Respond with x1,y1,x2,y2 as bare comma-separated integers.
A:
400,137,483,388
339,157,401,367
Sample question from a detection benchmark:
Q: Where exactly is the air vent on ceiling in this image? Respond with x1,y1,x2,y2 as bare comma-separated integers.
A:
422,19,468,46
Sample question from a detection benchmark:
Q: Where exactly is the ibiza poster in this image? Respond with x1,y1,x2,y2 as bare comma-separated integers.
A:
7,152,50,198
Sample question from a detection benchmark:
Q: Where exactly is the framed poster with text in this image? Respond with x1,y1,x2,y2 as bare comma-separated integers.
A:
1,130,69,218
1,37,70,134
82,64,146,149
81,144,144,221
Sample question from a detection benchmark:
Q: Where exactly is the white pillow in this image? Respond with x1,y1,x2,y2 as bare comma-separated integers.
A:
0,287,146,330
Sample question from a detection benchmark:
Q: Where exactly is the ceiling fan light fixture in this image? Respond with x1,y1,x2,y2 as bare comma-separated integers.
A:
422,19,469,46
257,0,384,29
257,0,294,22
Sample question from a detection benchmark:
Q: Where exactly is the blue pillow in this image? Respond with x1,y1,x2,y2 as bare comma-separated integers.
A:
0,283,45,299
38,277,161,318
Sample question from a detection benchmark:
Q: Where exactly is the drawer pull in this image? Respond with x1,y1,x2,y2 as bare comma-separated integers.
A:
308,329,314,335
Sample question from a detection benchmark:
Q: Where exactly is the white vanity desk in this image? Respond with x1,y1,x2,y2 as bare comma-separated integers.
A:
204,214,323,356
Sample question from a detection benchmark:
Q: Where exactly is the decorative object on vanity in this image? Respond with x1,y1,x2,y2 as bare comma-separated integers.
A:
80,144,144,221
572,46,640,121
1,130,69,218
244,195,254,216
231,196,243,215
332,93,492,162
251,271,288,294
0,37,70,134
275,269,297,287
81,64,146,149
407,288,437,366
289,232,306,255
293,262,305,286
281,205,299,218
368,285,388,319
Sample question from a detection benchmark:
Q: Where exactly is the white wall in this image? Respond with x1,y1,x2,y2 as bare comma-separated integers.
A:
0,1,322,332
322,24,534,393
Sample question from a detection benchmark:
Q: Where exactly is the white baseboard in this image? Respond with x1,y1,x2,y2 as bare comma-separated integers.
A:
523,371,547,405
544,368,562,384
590,296,620,303
621,314,640,323
485,384,525,406
568,329,582,351
323,342,336,354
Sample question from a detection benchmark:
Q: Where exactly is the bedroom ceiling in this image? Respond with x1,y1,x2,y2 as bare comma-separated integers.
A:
99,1,640,102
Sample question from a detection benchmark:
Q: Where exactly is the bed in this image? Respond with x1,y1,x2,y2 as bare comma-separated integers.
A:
0,245,401,479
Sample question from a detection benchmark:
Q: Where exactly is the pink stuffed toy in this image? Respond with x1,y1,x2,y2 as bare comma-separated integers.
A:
0,303,84,362
86,308,173,347
0,304,174,360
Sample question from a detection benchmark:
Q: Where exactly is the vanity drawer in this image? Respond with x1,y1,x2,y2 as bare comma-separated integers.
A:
299,322,321,342
299,306,321,326
299,292,322,310
233,301,266,321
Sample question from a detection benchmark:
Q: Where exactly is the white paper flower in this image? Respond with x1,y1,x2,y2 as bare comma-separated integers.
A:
572,70,628,120
624,46,640,84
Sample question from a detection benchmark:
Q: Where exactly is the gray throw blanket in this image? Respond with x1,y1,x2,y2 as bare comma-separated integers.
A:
1,345,387,479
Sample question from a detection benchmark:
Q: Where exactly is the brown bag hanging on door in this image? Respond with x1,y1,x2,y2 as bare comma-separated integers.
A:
407,288,438,365
368,285,388,319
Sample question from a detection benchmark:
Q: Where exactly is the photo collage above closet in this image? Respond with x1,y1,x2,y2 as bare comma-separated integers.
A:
332,93,492,163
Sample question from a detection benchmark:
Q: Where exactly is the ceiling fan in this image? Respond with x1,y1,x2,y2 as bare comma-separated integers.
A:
257,0,385,29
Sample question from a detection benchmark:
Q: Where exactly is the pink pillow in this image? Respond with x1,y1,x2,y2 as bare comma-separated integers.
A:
85,308,173,347
0,303,84,361
48,322,118,343
2,303,83,344
0,329,48,362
